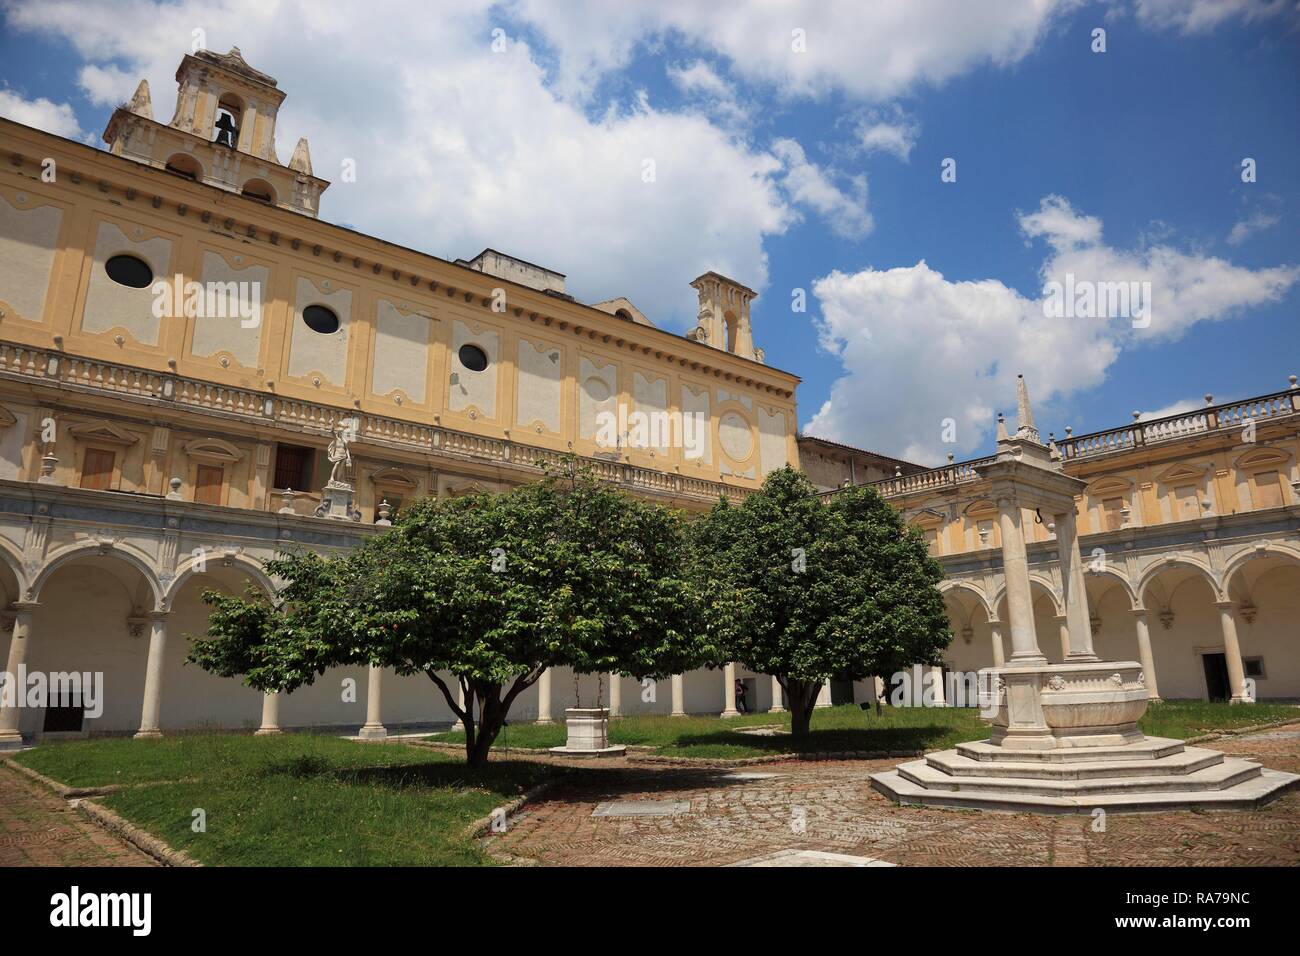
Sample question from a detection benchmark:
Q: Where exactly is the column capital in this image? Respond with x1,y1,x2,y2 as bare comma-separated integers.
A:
1131,606,1149,619
8,600,39,612
1213,600,1238,611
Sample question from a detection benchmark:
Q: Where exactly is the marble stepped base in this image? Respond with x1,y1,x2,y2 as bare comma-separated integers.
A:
870,736,1300,814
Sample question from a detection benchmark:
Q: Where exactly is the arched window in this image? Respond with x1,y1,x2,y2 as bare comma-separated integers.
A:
164,153,202,181
241,178,276,204
214,93,244,148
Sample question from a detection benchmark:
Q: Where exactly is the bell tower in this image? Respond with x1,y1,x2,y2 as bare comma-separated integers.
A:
688,272,764,364
103,46,329,217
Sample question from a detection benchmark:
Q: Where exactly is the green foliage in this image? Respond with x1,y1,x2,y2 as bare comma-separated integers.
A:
187,461,716,764
694,466,951,735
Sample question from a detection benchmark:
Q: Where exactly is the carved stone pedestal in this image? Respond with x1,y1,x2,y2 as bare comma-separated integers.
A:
315,480,361,521
549,708,626,758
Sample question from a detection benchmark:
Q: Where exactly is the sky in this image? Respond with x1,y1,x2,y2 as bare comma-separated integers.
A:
1,0,1297,465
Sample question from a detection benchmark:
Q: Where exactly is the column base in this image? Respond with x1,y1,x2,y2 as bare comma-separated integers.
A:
768,706,784,713
534,716,554,725
0,731,25,751
1230,695,1256,705
357,723,388,740
720,708,740,718
254,727,283,736
133,729,162,740
670,710,686,718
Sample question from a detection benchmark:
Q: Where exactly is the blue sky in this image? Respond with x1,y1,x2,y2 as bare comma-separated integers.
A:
2,0,1297,464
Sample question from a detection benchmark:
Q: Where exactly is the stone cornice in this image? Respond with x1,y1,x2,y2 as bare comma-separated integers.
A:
1,119,798,399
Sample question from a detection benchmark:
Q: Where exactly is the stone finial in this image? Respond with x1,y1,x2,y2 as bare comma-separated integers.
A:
996,412,1008,442
128,79,153,120
278,488,297,514
289,137,314,175
1014,373,1041,443
166,477,183,500
894,465,902,478
376,498,392,526
1289,374,1297,390
1204,393,1214,406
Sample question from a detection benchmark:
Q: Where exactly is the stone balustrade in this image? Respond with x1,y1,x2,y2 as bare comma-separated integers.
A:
0,343,752,506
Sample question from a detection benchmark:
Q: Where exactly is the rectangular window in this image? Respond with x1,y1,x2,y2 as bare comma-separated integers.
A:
273,445,313,491
1102,496,1124,531
79,447,116,490
194,464,225,505
1251,471,1282,509
1243,657,1266,679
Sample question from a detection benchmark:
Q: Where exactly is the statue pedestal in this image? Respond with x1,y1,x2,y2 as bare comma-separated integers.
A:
549,708,626,758
315,480,360,521
871,659,1299,813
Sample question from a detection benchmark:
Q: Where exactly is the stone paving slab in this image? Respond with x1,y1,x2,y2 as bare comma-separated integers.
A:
488,729,1300,867
592,800,691,817
730,848,896,867
0,763,156,867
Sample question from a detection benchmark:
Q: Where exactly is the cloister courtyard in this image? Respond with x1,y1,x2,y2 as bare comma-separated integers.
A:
3,702,1298,868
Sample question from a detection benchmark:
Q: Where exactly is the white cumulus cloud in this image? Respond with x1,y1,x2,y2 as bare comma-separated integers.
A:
0,88,83,139
805,195,1299,464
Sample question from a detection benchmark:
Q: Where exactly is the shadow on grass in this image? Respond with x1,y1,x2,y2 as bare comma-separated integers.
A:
663,724,975,754
329,759,559,796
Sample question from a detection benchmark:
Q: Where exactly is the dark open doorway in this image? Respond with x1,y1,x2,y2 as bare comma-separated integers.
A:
1202,653,1230,701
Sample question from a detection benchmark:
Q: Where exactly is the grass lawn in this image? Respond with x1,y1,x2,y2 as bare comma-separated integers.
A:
429,699,1300,758
13,734,556,866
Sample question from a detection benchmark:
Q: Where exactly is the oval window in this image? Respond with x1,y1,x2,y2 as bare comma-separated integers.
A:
302,304,340,334
459,343,488,372
104,254,154,289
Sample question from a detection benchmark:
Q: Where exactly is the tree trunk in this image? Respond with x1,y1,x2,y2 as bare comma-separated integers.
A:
787,678,816,738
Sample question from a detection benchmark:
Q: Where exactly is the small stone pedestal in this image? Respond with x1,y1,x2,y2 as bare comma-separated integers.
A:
549,708,626,758
315,480,361,521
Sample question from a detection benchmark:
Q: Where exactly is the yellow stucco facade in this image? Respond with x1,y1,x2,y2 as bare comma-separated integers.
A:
0,49,800,522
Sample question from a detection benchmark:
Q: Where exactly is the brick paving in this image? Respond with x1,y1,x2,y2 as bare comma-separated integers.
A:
0,763,155,867
489,729,1300,867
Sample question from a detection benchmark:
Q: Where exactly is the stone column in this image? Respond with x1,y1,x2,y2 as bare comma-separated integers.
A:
670,674,685,716
0,603,37,749
721,663,739,717
989,620,1006,667
768,675,784,712
1214,601,1253,704
1054,505,1097,660
608,673,622,717
1053,615,1070,662
255,691,282,735
929,666,947,706
1131,609,1161,701
449,679,465,731
815,680,832,708
135,613,169,739
358,664,387,739
997,498,1045,664
536,668,553,723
